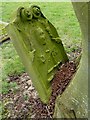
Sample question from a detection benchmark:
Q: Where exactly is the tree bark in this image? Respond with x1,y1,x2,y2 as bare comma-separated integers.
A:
54,2,88,118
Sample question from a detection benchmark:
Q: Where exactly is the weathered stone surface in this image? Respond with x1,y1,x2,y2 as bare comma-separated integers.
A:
6,5,68,103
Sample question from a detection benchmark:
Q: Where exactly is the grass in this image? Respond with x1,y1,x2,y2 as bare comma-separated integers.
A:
2,81,18,94
1,42,25,78
0,42,25,94
0,2,81,94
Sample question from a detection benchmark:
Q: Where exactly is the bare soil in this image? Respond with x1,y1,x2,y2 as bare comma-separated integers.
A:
1,61,76,119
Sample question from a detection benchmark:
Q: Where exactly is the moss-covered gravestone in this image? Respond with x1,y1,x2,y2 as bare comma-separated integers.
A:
6,5,68,103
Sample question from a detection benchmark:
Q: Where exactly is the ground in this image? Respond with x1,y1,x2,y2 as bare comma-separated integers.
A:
1,61,76,119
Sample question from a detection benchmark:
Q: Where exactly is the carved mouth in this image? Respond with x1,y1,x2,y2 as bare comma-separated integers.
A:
27,14,31,17
36,12,40,15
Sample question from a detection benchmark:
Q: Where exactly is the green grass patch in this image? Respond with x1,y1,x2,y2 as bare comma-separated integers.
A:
1,42,25,94
1,42,25,80
1,81,18,94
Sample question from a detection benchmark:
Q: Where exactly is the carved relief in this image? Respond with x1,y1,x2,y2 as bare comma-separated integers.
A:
7,5,68,103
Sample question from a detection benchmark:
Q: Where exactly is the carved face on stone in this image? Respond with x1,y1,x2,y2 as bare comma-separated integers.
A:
22,8,32,20
31,5,41,18
18,5,42,21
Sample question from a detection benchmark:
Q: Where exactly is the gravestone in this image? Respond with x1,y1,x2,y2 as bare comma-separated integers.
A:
6,5,68,103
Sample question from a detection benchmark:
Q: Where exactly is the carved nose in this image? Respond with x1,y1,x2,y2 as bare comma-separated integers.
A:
26,10,31,17
27,12,31,16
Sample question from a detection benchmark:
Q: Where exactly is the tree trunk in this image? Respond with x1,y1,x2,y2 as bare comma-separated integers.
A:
54,2,88,118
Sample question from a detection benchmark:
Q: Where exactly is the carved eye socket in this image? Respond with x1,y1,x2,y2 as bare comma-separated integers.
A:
32,6,41,18
33,7,40,14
